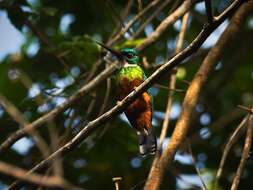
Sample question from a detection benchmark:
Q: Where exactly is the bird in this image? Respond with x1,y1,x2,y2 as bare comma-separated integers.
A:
96,42,157,156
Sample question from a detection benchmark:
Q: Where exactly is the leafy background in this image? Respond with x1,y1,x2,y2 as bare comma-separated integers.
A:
0,0,253,189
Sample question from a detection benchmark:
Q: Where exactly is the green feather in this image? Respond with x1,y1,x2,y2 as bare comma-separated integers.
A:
117,65,145,82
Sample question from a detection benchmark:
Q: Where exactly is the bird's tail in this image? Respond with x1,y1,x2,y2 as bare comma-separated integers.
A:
137,128,157,157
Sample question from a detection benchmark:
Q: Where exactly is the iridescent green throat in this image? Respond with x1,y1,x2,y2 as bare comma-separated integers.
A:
117,65,145,82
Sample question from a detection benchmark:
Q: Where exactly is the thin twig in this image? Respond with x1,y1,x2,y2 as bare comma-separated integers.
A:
188,145,208,190
237,104,253,114
213,115,248,189
231,114,253,190
153,84,185,93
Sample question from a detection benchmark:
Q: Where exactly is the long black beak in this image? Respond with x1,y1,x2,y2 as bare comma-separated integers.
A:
94,41,123,60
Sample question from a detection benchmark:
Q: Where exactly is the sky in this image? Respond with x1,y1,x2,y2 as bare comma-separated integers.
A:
0,11,24,60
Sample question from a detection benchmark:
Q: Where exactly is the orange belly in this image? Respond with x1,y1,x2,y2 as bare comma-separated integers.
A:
119,78,152,130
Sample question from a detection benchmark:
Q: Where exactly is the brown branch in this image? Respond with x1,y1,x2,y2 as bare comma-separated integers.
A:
144,1,251,189
214,115,248,190
8,1,246,189
153,84,185,93
136,0,196,51
112,177,122,190
231,115,253,190
0,161,82,190
237,105,253,114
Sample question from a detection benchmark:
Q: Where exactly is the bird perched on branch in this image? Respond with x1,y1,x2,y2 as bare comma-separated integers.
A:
96,41,157,156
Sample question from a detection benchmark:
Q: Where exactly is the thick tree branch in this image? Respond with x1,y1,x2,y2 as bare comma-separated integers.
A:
8,1,246,189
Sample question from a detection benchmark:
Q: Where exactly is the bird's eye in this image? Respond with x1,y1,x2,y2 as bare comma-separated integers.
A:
126,54,133,59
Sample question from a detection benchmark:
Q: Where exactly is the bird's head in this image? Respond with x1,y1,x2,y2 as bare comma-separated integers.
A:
95,41,140,66
120,48,140,65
